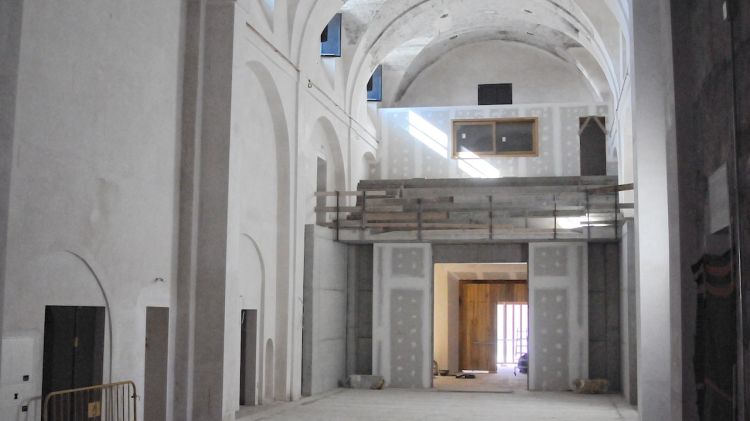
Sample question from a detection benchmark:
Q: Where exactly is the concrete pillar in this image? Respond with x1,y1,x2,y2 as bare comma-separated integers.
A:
631,0,682,419
0,0,24,382
173,1,236,419
620,220,637,405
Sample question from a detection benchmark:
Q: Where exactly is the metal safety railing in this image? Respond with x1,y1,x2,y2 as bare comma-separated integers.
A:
43,380,137,421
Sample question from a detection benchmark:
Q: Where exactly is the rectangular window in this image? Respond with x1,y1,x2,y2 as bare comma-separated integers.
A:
478,83,513,105
453,117,538,158
367,65,383,102
321,13,342,57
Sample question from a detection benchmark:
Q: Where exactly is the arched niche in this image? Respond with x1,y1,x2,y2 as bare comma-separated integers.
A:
309,116,346,193
245,60,294,402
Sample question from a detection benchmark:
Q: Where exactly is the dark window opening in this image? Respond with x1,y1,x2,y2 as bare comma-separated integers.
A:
579,116,607,176
367,65,383,102
478,83,513,105
320,13,342,57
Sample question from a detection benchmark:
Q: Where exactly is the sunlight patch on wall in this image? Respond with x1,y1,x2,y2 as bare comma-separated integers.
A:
457,151,501,178
408,111,448,158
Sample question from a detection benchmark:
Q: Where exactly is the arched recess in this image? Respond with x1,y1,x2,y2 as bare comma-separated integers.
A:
239,234,268,405
310,116,347,192
245,60,294,402
14,250,113,403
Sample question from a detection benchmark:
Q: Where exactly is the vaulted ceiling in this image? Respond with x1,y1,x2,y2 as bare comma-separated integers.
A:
331,0,627,110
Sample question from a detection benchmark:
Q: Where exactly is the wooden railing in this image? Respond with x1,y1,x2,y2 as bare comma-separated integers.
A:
315,177,632,243
43,381,137,421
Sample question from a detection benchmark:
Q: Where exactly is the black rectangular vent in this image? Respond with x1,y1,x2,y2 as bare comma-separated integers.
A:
478,83,513,105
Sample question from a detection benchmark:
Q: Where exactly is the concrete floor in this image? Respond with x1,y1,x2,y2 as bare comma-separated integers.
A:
241,388,638,421
433,366,528,392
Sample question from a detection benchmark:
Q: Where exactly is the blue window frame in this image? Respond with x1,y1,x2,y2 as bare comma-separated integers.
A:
367,65,383,102
320,13,342,57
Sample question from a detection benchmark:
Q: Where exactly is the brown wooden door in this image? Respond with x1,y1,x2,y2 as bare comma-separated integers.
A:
459,281,528,372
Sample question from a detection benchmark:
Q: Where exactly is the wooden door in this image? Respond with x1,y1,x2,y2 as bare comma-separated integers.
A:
459,283,497,371
459,281,528,372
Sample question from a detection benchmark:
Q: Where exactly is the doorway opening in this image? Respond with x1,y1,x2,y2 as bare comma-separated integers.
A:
496,303,528,365
432,263,528,393
240,309,258,406
144,306,169,420
42,306,105,401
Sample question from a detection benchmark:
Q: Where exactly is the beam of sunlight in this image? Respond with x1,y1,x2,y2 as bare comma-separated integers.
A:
557,216,584,229
557,214,613,229
408,111,448,158
456,150,501,178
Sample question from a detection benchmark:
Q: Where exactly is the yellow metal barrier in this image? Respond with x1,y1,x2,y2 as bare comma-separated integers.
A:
43,380,137,421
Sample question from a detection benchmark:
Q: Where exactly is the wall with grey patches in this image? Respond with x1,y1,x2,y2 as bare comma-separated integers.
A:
372,244,432,388
378,103,612,180
528,242,588,391
588,242,621,391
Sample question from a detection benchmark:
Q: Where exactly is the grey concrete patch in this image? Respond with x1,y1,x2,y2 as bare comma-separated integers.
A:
389,289,423,388
534,246,569,276
533,289,570,391
432,243,528,263
391,248,425,277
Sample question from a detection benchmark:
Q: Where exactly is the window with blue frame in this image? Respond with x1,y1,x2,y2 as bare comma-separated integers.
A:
320,13,342,57
367,65,383,102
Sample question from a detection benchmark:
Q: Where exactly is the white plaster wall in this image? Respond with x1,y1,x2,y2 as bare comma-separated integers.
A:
379,103,609,180
631,0,682,418
372,244,432,389
223,50,283,415
1,1,183,419
528,242,588,391
221,4,318,411
391,41,600,108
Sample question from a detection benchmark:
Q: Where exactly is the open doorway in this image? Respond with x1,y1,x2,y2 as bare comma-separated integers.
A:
144,306,170,420
495,302,528,389
240,309,258,406
432,263,528,393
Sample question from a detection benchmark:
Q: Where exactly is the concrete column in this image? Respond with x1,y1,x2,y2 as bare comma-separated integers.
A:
173,1,236,419
631,0,682,419
0,0,24,382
